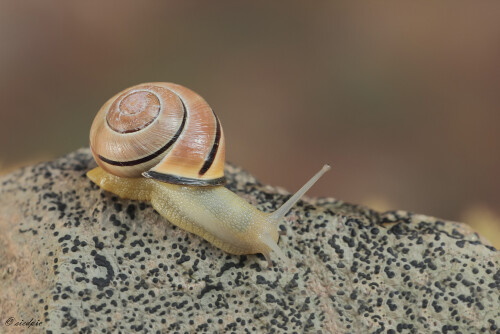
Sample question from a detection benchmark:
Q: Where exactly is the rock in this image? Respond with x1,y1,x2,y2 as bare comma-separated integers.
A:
1,148,499,334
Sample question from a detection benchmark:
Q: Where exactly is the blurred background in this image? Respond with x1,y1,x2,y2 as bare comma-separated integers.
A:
0,1,499,244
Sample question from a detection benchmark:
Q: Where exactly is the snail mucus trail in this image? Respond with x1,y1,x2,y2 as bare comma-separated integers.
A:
87,82,330,267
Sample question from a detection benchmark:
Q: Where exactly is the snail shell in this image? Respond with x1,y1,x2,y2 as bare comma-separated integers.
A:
89,82,226,186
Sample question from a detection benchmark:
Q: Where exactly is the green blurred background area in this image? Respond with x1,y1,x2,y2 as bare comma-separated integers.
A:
1,1,499,243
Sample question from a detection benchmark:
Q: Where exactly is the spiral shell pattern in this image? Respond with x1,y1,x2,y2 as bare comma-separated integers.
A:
90,82,226,186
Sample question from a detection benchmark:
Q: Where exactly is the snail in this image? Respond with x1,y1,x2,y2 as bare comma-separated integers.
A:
87,82,330,267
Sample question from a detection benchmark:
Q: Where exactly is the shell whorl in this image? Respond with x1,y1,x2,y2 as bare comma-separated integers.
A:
90,82,226,186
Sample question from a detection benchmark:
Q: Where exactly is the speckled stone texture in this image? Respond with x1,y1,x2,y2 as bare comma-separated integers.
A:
1,149,499,334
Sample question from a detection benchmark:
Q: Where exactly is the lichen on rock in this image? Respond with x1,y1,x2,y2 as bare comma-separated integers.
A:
0,148,499,333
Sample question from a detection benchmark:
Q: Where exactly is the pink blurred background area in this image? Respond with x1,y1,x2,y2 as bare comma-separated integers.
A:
0,1,499,240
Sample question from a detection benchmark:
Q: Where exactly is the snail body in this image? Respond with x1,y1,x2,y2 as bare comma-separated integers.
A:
87,82,330,266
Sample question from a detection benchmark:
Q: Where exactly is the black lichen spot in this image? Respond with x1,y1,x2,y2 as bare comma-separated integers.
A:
386,299,397,311
216,258,246,277
342,236,355,248
126,204,136,220
91,253,114,290
176,255,190,265
266,294,277,303
114,203,122,212
198,282,223,299
431,300,442,313
384,266,395,279
93,236,104,250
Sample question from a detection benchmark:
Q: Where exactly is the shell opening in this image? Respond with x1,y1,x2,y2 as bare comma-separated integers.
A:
143,171,226,186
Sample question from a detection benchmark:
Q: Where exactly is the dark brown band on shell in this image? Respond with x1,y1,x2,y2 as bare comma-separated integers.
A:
199,112,221,176
143,171,226,186
98,101,187,167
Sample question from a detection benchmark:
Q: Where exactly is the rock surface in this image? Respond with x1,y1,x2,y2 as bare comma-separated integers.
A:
1,148,499,334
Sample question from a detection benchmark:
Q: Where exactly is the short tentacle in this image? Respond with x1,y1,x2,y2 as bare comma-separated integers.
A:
262,164,331,267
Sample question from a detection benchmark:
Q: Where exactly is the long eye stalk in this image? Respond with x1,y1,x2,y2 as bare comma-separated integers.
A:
271,164,331,224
